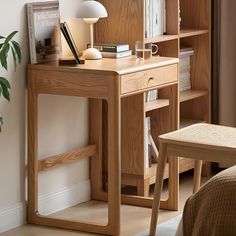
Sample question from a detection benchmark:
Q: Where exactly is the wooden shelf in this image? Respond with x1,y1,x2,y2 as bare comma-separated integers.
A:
145,99,169,112
180,29,209,38
180,90,208,103
145,34,178,43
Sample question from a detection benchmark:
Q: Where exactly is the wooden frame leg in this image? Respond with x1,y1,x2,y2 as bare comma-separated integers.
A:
150,143,168,236
193,160,202,193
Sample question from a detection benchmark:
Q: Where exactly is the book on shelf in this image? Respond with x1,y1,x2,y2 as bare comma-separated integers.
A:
179,46,194,92
146,89,158,102
101,50,132,58
87,43,129,52
145,117,152,168
26,1,62,64
60,22,81,64
145,0,166,38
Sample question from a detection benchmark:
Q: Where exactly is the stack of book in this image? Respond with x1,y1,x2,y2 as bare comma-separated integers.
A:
179,46,194,92
146,89,158,102
87,43,132,58
145,0,166,38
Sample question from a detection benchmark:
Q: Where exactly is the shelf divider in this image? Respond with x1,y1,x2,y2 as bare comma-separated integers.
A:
145,99,169,112
180,29,209,38
180,90,208,103
145,34,178,43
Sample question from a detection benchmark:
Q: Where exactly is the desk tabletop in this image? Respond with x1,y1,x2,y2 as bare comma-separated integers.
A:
159,123,236,152
28,56,178,75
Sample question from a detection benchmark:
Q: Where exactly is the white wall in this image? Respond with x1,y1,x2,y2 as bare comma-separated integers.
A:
0,0,90,231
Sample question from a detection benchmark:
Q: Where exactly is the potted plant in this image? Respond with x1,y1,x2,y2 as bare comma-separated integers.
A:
0,31,21,132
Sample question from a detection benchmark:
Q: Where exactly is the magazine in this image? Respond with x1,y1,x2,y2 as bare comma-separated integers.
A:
26,1,62,64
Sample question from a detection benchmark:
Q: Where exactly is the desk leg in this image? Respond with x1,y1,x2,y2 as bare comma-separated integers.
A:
89,99,104,199
150,143,168,236
106,87,121,235
27,75,39,222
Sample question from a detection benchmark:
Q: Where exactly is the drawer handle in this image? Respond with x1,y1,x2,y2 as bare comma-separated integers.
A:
148,76,154,82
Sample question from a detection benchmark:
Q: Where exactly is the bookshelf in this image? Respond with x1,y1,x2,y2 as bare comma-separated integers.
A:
96,0,211,197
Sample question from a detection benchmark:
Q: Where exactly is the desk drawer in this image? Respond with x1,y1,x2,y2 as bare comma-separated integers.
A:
121,64,178,95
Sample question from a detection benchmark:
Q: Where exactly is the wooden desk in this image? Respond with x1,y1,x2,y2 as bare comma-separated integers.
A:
150,123,236,236
27,56,178,235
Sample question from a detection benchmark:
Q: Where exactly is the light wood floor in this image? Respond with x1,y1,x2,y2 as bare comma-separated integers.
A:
0,173,210,236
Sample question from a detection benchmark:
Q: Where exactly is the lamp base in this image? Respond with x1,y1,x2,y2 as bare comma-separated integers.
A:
83,48,102,60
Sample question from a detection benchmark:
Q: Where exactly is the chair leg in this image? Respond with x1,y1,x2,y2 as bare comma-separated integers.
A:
150,143,168,236
193,160,202,193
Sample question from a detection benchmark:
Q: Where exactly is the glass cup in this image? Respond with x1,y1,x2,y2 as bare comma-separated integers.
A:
135,41,158,60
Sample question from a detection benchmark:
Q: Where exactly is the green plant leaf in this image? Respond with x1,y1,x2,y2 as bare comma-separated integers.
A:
0,77,11,102
11,46,17,71
12,40,22,63
0,36,5,39
3,31,18,46
0,43,3,50
0,116,3,132
0,77,11,89
0,44,10,70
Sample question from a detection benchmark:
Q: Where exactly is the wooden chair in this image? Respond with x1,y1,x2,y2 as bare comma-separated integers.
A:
149,123,236,236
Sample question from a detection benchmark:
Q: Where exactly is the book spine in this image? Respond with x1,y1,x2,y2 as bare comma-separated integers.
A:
101,50,132,58
145,0,150,38
63,22,80,63
152,0,157,37
87,44,128,52
149,0,153,38
27,4,37,64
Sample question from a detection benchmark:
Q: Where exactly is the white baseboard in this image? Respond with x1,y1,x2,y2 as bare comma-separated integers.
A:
0,203,26,233
0,179,91,233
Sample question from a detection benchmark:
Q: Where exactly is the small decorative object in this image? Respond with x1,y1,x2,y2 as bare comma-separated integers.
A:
0,31,21,132
77,0,108,60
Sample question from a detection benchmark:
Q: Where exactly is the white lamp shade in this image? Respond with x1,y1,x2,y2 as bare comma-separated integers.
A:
77,0,108,19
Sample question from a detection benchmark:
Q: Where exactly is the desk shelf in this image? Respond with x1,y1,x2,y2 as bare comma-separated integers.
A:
180,90,208,103
145,99,169,112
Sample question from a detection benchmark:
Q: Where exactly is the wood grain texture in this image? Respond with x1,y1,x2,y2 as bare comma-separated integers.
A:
121,64,178,95
38,145,96,172
89,99,104,200
28,69,39,223
106,75,121,234
180,0,210,29
160,123,236,152
121,94,145,175
96,0,144,52
150,143,168,236
145,99,170,112
166,0,179,34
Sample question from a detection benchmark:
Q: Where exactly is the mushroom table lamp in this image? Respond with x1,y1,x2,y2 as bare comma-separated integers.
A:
77,0,107,60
